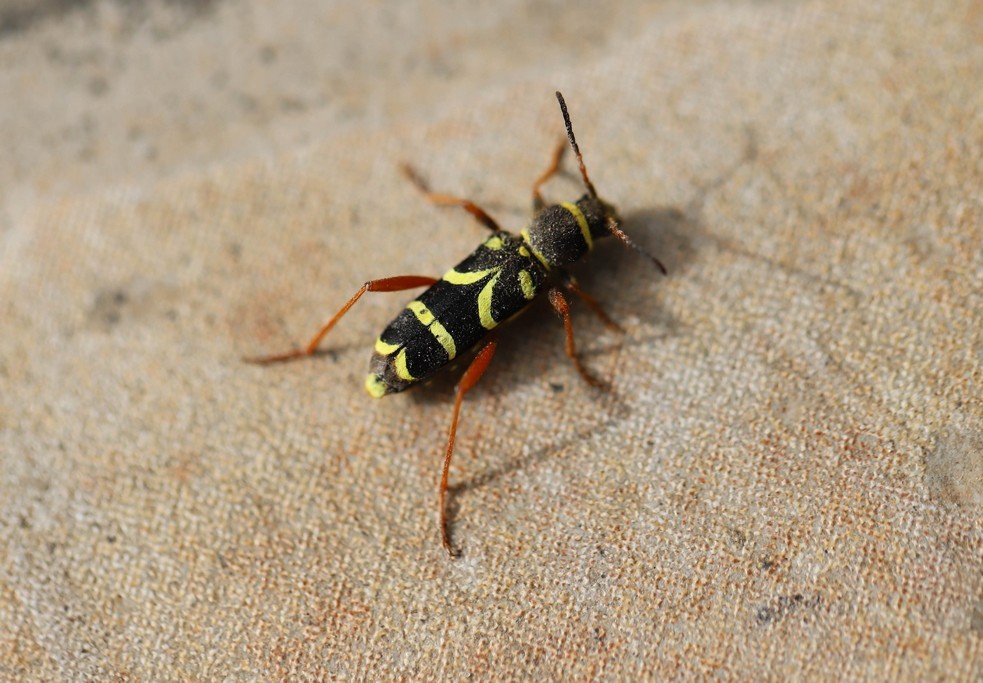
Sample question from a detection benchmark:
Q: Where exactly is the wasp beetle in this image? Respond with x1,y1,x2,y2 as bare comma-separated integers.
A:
246,92,665,556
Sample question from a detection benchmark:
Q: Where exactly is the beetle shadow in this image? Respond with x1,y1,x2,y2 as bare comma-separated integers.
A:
427,128,766,551
440,380,638,554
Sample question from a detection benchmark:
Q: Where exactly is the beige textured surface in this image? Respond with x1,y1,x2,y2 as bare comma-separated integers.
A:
2,0,982,680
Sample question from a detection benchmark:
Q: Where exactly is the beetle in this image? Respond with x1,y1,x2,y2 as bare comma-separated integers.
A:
246,91,665,555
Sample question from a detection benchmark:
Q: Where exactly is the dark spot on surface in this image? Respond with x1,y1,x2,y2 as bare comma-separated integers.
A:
756,606,777,625
279,96,307,112
88,76,108,96
971,601,983,635
87,279,182,331
726,527,748,549
0,0,86,36
89,288,129,329
925,428,983,511
1,0,221,38
755,593,822,627
549,382,564,393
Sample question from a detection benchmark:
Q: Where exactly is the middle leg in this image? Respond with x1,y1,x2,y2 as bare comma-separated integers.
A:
557,271,623,333
547,287,606,389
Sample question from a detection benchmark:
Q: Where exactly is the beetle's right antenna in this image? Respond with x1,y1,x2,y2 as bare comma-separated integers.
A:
607,218,668,275
555,91,598,199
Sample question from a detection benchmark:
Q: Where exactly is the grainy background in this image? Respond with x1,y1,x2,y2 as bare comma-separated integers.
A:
1,0,981,679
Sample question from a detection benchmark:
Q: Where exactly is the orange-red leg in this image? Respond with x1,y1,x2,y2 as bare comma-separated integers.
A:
243,275,438,364
548,288,605,389
400,163,502,233
561,277,623,332
532,140,567,210
440,335,498,556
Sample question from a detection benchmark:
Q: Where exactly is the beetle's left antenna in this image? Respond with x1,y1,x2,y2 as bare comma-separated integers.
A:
555,91,598,199
556,91,667,275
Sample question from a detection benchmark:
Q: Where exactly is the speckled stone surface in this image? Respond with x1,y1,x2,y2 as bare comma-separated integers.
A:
1,0,981,679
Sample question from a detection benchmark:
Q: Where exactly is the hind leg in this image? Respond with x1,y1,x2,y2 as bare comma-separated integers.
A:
244,275,438,364
440,335,498,556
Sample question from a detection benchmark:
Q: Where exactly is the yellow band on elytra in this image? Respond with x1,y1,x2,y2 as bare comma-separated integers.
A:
477,270,502,330
393,348,415,381
483,235,505,250
374,338,401,356
443,267,497,285
518,270,536,300
406,300,434,326
407,300,456,360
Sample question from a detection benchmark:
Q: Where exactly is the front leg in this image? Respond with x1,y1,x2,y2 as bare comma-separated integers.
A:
547,287,606,389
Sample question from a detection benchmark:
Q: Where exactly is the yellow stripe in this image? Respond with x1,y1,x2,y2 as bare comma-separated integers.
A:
394,348,415,381
484,235,504,250
442,264,504,331
560,201,592,250
478,270,502,329
520,229,552,269
518,270,536,300
407,301,456,360
429,319,456,359
406,300,434,326
518,245,532,258
374,338,401,356
443,267,497,285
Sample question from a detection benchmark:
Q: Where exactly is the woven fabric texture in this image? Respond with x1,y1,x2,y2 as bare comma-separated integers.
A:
1,0,981,679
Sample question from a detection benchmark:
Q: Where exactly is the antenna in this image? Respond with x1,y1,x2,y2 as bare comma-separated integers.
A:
555,91,598,199
556,91,667,276
608,218,668,275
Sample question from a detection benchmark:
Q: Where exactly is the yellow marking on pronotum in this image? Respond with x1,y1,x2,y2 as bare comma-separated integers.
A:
407,300,457,360
520,229,551,270
560,201,592,250
374,338,401,356
518,270,536,300
518,245,532,258
477,270,503,329
365,373,388,398
394,348,416,381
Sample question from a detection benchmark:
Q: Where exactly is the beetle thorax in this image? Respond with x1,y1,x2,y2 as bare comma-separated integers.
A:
521,195,617,268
